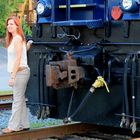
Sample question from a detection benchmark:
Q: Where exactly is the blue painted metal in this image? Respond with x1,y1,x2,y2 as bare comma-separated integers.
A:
120,0,138,12
110,0,140,21
123,13,140,20
35,0,140,25
36,0,105,28
52,19,104,28
66,0,71,20
36,0,52,16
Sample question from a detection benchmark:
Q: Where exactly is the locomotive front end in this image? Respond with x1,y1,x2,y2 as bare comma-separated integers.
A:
26,0,140,134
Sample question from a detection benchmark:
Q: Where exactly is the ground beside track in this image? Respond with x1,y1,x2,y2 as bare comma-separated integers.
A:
0,47,11,91
0,109,63,130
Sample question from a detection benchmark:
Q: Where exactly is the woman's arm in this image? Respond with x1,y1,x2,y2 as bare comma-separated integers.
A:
11,38,22,79
26,40,33,50
9,38,22,87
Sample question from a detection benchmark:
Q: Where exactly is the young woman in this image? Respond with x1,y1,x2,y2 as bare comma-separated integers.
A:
2,16,31,133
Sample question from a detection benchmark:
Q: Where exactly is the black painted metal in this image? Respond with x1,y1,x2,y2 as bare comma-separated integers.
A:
26,4,140,133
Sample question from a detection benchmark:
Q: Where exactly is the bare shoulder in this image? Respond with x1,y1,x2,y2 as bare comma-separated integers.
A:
13,35,23,49
13,35,22,43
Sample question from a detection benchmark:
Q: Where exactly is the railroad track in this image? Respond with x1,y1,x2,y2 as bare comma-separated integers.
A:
0,123,140,140
0,94,12,109
0,94,13,100
0,102,12,109
0,94,140,140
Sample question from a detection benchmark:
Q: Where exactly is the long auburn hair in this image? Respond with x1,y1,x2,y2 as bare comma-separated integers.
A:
5,16,25,48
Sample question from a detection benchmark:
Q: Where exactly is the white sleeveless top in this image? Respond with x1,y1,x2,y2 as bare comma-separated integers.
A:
7,35,28,73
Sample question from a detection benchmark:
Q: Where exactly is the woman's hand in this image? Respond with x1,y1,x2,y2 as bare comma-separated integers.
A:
26,40,33,50
8,78,15,87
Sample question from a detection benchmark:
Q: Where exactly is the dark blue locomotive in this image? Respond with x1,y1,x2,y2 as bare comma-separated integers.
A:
26,0,140,133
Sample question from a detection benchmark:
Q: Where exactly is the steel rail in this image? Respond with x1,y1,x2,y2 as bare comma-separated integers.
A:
0,123,99,140
0,94,13,109
0,123,140,140
0,102,12,109
0,94,13,101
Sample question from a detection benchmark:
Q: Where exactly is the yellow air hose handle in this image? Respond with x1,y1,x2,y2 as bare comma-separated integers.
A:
90,76,110,93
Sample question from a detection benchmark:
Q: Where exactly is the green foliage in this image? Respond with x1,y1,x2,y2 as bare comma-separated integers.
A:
0,90,13,95
0,0,10,37
30,122,46,128
22,19,32,36
0,19,6,37
30,119,63,129
0,0,32,37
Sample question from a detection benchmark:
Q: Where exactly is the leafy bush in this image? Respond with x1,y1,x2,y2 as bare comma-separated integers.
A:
0,1,10,37
22,19,32,36
0,0,32,37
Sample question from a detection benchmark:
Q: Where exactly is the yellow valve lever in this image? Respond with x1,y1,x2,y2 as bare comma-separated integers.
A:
20,0,29,24
92,76,110,93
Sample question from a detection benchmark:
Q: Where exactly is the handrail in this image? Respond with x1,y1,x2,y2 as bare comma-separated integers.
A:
20,0,29,24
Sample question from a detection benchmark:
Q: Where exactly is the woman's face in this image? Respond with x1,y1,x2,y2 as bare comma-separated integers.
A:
7,19,18,34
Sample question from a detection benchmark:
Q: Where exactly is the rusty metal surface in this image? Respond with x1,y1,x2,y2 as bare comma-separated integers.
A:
0,95,13,109
0,95,13,101
46,59,85,89
0,123,98,140
0,102,12,110
0,122,140,140
68,66,85,84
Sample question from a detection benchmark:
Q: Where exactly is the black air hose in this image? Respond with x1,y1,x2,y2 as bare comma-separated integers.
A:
123,55,131,116
36,53,42,119
64,76,109,122
130,55,137,133
131,55,136,118
40,54,47,119
67,68,101,120
68,91,93,121
66,89,75,117
120,55,131,127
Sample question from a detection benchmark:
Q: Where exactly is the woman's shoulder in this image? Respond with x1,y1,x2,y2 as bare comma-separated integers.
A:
13,35,22,42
